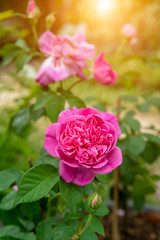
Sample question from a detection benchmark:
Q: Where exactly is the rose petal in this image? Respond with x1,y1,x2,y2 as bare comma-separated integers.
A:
43,137,59,157
78,107,101,117
45,123,59,138
57,107,79,123
57,148,79,167
92,147,122,174
101,112,121,138
60,161,95,186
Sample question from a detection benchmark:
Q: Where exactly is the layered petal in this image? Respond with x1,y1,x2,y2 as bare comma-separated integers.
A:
57,107,79,123
39,31,62,57
101,112,121,138
43,137,59,158
92,147,122,174
60,161,95,186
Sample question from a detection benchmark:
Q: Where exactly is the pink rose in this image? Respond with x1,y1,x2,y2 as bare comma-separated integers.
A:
93,53,117,85
121,23,137,38
36,31,95,85
44,107,122,186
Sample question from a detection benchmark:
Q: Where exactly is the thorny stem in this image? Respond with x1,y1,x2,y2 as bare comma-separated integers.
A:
67,79,83,91
112,98,121,240
71,214,93,240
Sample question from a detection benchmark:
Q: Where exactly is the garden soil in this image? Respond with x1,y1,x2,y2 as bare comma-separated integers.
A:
99,211,160,240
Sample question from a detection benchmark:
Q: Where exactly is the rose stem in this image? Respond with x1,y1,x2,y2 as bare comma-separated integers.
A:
67,79,83,91
71,213,92,240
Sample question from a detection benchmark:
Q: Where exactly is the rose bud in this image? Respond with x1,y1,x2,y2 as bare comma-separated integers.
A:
27,0,40,19
87,192,102,209
45,12,55,31
93,53,117,85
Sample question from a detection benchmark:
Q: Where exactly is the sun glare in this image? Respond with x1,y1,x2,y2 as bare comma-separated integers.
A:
97,0,114,15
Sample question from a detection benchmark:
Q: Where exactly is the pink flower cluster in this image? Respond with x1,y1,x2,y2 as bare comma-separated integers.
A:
44,107,122,186
36,31,117,86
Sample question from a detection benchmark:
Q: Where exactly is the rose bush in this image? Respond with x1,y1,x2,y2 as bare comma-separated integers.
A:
44,107,122,186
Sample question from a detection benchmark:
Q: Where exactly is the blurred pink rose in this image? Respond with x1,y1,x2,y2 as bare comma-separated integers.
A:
12,185,18,192
121,23,137,38
93,53,117,85
44,107,122,186
36,31,95,85
129,37,138,46
27,0,40,19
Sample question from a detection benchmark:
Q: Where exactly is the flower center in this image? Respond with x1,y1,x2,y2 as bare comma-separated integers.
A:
60,115,115,166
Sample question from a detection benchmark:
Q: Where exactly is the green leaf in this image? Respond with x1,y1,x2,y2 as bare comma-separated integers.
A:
96,174,109,184
46,95,65,122
11,107,30,134
136,103,150,113
119,124,128,134
53,224,75,240
33,92,52,111
30,107,45,122
88,216,105,236
36,220,53,240
94,202,109,216
14,164,59,205
0,191,16,210
59,179,82,213
127,135,146,156
141,142,159,163
18,218,35,231
67,95,86,109
0,169,22,192
142,133,160,144
80,230,98,240
16,53,32,72
121,95,137,102
123,116,140,132
2,49,24,66
148,97,160,109
15,39,29,51
36,148,60,168
11,232,36,240
0,226,20,238
22,202,41,222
